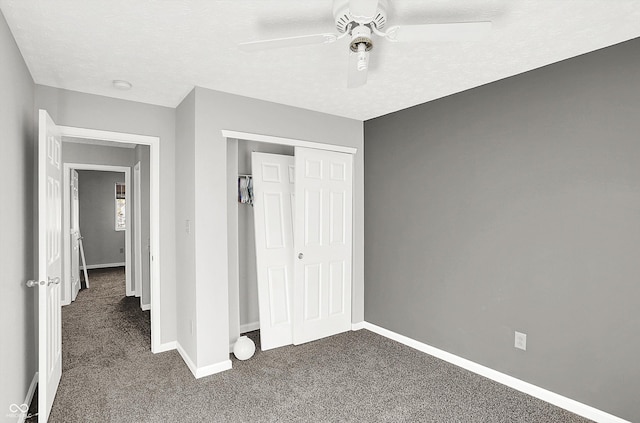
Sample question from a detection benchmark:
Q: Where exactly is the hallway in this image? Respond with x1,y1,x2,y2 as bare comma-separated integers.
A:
59,267,150,372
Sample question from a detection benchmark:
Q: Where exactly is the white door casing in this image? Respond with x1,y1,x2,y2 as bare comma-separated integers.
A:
252,152,296,350
38,109,63,422
71,169,81,301
57,126,162,353
134,162,143,299
293,147,353,345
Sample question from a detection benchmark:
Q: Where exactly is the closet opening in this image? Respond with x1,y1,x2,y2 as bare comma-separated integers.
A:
228,139,294,351
225,130,357,359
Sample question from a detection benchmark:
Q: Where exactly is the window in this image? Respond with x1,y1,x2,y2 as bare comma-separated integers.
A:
115,183,126,231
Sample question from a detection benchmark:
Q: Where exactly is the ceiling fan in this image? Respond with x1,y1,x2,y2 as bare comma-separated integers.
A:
239,0,492,88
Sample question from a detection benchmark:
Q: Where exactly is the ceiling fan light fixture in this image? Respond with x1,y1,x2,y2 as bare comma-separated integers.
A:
349,25,373,52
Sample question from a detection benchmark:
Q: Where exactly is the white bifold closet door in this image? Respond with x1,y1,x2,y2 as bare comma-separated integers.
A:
252,152,296,351
292,147,353,345
252,147,353,350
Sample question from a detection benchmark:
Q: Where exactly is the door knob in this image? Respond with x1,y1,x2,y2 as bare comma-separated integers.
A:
27,277,60,287
298,253,304,260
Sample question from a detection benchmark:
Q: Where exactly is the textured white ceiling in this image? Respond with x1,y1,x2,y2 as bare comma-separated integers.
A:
1,0,639,121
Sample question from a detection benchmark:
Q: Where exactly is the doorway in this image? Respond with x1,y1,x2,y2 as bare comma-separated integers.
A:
63,164,132,304
35,110,164,420
57,124,163,353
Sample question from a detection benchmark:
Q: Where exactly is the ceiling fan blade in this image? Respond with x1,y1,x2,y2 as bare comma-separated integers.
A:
239,33,339,52
385,21,492,43
349,0,379,22
347,50,368,88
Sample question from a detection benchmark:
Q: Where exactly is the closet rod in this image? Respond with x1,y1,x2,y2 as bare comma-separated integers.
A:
238,174,252,177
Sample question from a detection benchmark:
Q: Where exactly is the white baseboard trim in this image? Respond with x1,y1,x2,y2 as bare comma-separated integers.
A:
176,342,197,376
176,342,232,378
351,321,366,331
153,341,176,354
195,359,233,378
362,322,629,423
240,321,260,333
15,372,38,423
82,262,125,270
140,303,151,311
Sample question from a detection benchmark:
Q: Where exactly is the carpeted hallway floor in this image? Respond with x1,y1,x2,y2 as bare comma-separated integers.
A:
40,267,592,422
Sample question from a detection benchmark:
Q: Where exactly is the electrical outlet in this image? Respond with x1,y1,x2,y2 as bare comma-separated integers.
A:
515,331,527,351
185,219,191,234
119,248,124,253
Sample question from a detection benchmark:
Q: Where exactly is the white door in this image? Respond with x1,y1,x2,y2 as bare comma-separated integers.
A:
70,169,81,301
293,147,353,345
37,109,63,422
252,152,296,350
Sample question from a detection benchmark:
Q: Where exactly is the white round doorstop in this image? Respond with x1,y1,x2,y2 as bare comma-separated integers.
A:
233,336,256,360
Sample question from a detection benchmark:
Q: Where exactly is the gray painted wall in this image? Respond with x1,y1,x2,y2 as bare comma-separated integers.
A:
77,170,126,266
175,87,364,369
36,85,177,345
63,141,136,167
364,38,640,421
237,141,294,328
0,9,36,415
175,89,197,361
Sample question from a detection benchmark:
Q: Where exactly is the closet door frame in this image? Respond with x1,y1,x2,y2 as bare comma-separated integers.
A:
224,130,357,350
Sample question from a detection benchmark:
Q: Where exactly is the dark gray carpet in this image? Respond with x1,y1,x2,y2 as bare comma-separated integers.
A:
42,267,592,422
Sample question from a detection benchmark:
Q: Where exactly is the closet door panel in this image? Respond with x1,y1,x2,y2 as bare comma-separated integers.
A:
329,260,345,316
303,263,322,321
267,266,290,326
294,147,353,345
252,152,295,351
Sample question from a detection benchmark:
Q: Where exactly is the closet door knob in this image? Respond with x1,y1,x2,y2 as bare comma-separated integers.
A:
298,253,304,260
